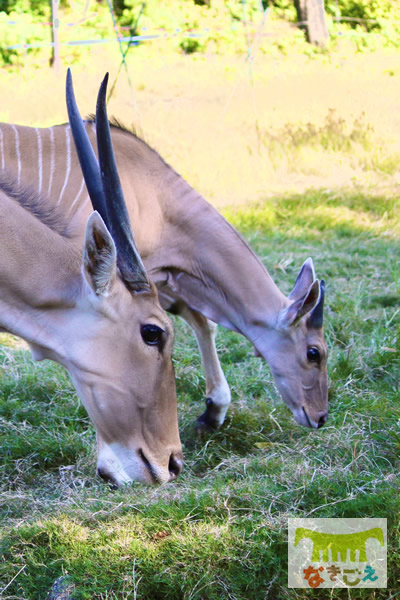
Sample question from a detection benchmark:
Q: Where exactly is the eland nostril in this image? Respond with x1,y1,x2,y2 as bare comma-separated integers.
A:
97,467,118,489
97,467,110,482
168,453,183,479
317,413,328,428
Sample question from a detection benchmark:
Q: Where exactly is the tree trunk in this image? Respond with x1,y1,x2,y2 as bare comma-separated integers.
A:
50,0,61,70
294,0,329,47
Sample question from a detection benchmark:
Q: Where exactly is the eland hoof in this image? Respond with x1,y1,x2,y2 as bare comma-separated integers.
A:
196,397,221,436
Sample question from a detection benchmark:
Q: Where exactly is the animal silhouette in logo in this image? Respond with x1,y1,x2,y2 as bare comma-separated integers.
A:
294,527,384,562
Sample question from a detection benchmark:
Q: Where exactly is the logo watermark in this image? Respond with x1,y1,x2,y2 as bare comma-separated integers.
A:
288,518,387,588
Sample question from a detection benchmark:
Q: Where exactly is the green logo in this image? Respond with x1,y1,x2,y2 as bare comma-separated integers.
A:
288,518,387,589
294,527,385,562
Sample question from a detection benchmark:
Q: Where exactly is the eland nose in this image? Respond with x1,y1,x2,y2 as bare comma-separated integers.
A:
97,467,118,489
168,453,183,480
317,412,328,428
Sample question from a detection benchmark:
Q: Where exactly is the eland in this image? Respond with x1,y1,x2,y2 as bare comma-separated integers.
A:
0,71,182,487
0,76,328,433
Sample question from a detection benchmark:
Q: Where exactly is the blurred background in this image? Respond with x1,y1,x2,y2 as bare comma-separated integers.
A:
1,0,400,209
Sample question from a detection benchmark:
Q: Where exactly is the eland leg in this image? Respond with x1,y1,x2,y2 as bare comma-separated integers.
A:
175,303,231,433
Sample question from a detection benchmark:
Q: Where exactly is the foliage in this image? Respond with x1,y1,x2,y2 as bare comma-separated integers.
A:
114,0,268,55
0,0,47,15
1,0,400,69
324,0,400,48
0,1,112,68
0,10,46,65
325,0,400,30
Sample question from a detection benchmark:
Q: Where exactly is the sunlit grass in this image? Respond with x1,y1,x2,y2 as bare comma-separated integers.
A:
224,189,400,240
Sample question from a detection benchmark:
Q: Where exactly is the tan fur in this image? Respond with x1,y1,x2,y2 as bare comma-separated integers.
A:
0,120,328,430
0,151,182,488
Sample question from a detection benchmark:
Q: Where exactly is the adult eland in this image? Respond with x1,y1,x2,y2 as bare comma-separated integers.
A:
0,75,328,433
0,71,182,487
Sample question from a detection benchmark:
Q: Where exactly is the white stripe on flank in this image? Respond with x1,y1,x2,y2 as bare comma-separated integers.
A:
0,128,4,171
35,127,43,194
48,127,55,196
71,176,86,211
11,125,21,185
58,126,71,205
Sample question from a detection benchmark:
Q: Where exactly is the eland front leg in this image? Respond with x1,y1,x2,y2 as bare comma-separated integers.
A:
175,303,231,433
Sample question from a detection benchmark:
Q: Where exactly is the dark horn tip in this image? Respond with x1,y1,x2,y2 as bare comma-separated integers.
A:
65,68,77,115
66,68,71,94
100,72,109,92
66,67,73,92
97,73,109,110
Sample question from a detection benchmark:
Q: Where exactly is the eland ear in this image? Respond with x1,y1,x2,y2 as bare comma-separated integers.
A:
309,279,325,329
82,212,117,296
278,279,321,329
288,257,316,301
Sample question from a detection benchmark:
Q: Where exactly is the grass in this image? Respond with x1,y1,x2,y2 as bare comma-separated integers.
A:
1,27,400,600
0,187,399,599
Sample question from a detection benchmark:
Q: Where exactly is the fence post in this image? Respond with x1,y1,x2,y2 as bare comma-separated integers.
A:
294,0,329,47
50,0,61,70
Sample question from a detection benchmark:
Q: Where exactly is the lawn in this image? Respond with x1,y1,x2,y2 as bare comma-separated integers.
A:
0,30,400,600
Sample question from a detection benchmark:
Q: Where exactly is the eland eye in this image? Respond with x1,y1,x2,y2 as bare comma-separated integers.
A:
141,325,164,347
307,347,321,363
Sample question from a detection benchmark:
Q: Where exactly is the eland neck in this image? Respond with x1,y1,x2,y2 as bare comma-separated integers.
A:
0,178,80,360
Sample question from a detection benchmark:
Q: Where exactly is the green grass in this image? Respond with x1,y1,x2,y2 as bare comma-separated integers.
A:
0,188,399,599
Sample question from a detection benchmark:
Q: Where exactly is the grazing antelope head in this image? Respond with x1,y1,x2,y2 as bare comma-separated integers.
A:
61,70,182,485
255,258,328,429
